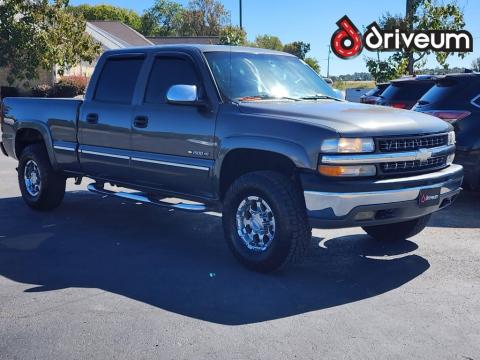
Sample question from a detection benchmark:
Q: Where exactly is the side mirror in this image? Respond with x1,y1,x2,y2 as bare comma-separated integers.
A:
166,84,205,106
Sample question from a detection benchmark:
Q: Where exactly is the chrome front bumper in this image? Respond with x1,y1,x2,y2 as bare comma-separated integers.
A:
303,164,463,228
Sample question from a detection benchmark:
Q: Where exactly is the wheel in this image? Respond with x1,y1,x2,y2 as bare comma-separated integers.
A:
222,171,311,272
362,214,431,241
18,144,66,211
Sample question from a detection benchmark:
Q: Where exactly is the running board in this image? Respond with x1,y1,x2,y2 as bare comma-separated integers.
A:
87,184,208,212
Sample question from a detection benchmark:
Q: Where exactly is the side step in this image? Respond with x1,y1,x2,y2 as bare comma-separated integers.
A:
87,184,208,213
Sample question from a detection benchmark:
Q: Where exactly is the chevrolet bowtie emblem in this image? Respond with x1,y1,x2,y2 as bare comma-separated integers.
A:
416,148,433,162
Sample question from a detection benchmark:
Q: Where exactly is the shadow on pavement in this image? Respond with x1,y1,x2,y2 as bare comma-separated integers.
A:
0,191,430,325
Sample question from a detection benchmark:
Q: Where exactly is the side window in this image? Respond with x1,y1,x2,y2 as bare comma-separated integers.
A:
145,57,200,104
94,57,144,104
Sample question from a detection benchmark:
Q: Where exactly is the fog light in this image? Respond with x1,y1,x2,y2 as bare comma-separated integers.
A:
318,165,376,177
354,211,375,221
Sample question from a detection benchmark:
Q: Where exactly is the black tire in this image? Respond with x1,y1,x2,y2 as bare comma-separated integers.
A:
362,214,431,241
18,143,66,211
222,171,312,272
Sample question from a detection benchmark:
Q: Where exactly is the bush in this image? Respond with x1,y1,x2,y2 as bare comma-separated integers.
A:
31,84,52,97
50,76,88,98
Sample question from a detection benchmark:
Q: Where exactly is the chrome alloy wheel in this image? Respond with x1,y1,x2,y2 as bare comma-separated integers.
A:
24,160,42,197
236,196,276,252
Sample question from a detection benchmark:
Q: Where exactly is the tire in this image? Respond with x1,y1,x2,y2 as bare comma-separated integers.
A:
18,143,66,211
362,214,431,241
222,171,311,272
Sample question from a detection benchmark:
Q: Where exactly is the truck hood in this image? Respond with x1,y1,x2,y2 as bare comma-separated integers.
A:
238,100,451,136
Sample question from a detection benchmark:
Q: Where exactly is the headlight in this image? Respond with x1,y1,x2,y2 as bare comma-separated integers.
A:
448,131,456,145
318,164,377,177
321,138,375,153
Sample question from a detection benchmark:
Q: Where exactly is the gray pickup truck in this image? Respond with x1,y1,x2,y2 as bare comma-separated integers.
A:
1,45,463,272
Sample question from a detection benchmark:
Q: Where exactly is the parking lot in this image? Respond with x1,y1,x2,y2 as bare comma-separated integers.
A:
0,153,479,359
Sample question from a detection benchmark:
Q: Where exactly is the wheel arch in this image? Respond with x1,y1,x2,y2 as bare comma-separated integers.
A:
215,137,312,200
15,122,58,169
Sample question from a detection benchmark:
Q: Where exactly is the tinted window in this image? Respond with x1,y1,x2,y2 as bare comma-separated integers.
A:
420,77,480,106
95,57,144,104
145,57,200,104
381,81,434,101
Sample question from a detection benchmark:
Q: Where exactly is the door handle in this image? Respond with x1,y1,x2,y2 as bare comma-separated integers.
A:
134,115,149,128
86,113,98,124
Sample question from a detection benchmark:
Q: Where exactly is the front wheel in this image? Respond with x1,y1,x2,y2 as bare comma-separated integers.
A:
222,171,311,272
362,214,431,241
18,144,66,211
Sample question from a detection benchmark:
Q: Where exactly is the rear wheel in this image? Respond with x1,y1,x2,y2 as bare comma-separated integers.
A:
18,144,66,211
222,171,311,272
362,214,431,241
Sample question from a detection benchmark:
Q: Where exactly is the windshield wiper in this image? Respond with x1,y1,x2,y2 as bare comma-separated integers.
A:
236,94,301,102
300,94,342,101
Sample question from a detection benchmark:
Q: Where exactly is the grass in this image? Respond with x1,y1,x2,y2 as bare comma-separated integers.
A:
333,80,376,90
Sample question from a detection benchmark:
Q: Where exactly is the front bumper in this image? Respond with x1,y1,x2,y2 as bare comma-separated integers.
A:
302,164,463,229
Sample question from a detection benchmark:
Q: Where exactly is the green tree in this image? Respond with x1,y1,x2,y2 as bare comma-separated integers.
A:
219,26,246,46
368,0,467,77
179,0,230,36
304,57,321,73
140,0,184,36
365,55,404,83
283,41,311,60
68,4,142,32
0,0,101,85
253,34,283,51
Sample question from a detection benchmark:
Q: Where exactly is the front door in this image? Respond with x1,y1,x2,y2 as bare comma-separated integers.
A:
78,54,144,182
130,54,216,198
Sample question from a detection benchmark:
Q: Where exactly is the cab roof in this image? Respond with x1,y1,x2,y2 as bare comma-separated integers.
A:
103,44,295,57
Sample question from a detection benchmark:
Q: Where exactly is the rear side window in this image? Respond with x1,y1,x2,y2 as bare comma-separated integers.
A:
382,82,434,101
95,57,144,104
145,57,200,104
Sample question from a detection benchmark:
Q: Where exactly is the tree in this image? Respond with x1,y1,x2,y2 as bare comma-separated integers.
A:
219,26,246,46
140,0,184,36
68,4,142,32
0,0,101,85
365,55,403,83
179,0,230,36
471,57,480,72
283,41,311,60
368,0,467,77
253,34,283,51
304,57,321,73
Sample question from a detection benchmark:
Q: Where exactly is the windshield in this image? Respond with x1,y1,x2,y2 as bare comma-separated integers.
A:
204,51,338,101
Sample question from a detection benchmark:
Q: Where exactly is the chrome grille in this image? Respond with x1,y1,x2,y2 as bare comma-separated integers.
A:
380,155,447,174
378,134,448,153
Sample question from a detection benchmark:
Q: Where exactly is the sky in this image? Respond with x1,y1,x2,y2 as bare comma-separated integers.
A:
69,0,480,76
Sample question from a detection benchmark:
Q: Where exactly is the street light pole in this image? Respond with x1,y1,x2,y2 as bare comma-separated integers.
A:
239,0,243,29
327,45,331,78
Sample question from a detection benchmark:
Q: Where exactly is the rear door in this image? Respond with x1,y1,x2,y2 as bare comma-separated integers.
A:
78,54,144,182
130,52,217,198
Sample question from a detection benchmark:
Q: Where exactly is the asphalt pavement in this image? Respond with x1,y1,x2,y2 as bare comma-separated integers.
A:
0,154,479,360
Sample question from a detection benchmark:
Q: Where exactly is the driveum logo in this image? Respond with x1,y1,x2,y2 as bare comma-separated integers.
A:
331,15,473,59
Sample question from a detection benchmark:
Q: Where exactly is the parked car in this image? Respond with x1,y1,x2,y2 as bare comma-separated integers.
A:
376,75,439,109
413,73,480,190
1,45,463,272
360,83,389,104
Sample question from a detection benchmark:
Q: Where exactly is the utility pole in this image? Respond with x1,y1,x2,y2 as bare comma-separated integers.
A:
239,0,243,29
327,45,331,78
